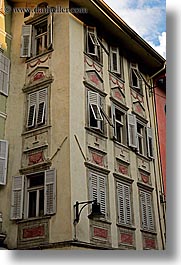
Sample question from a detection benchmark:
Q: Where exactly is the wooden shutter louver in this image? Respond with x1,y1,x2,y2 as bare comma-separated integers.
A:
10,175,24,220
37,89,47,125
0,140,8,185
128,114,137,148
0,53,10,95
20,25,32,57
140,190,154,231
44,169,56,215
117,182,132,225
27,92,37,128
89,173,106,216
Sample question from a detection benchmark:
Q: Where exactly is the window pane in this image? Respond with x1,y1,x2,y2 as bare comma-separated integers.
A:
90,106,98,128
132,70,138,87
29,173,44,188
28,191,37,218
39,189,44,216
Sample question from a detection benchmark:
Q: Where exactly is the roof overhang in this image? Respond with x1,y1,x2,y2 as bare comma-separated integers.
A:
70,0,166,75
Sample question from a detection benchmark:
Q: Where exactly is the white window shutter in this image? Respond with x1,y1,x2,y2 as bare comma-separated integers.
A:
140,191,154,231
37,88,47,125
117,182,132,225
44,169,56,215
20,25,32,58
47,13,53,48
128,114,137,148
98,176,106,216
110,47,120,74
88,90,103,130
89,173,106,216
147,127,154,158
27,92,37,128
0,140,8,185
0,53,10,95
89,173,98,202
10,175,24,220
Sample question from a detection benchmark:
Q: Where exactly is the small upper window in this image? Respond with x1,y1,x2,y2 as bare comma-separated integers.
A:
86,26,102,62
130,63,142,92
110,47,123,79
20,13,53,58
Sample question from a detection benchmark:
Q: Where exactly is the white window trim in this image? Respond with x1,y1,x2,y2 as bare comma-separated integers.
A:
110,46,120,74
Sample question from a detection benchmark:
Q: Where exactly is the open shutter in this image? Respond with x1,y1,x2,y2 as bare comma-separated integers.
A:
147,127,154,158
98,175,106,216
10,175,24,220
0,53,10,95
88,91,103,121
47,13,53,48
128,114,137,148
0,140,8,185
110,47,120,74
87,27,99,56
89,173,98,202
37,88,47,125
44,169,56,215
20,25,32,57
27,92,37,128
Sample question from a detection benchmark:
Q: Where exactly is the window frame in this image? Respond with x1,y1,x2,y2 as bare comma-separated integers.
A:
87,90,104,132
130,63,142,92
0,140,8,185
0,52,10,96
110,46,120,74
26,88,47,130
111,104,127,145
11,169,56,220
20,13,53,58
136,121,147,156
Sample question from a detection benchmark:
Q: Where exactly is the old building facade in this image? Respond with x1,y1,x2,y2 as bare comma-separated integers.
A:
0,0,166,250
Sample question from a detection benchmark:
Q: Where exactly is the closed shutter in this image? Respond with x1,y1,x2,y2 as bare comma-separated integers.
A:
89,173,106,216
0,140,8,185
99,175,106,215
20,25,32,57
110,47,120,74
44,169,56,215
37,89,47,125
10,175,24,220
117,182,132,225
128,114,137,148
27,92,37,128
147,127,154,158
140,190,154,231
47,13,53,48
0,53,10,95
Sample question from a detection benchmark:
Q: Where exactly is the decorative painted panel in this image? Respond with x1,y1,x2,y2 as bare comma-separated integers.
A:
90,220,111,247
118,227,135,249
137,157,150,172
138,170,151,185
114,143,130,163
85,70,103,91
87,131,107,153
87,148,107,168
84,55,103,81
131,89,146,118
109,73,126,105
115,160,130,177
18,217,49,249
142,233,157,250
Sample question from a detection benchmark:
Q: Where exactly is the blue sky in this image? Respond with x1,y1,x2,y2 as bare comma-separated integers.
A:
103,0,166,58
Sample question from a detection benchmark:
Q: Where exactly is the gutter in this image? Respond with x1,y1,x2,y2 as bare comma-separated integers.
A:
148,62,166,80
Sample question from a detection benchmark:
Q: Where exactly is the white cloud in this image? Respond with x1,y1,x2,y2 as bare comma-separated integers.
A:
148,32,166,58
103,0,166,58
